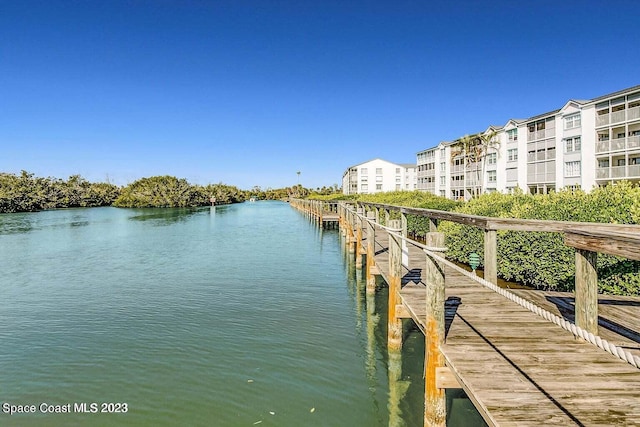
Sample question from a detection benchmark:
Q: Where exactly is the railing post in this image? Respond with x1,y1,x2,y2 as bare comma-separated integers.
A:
366,211,377,294
401,210,409,268
387,219,403,350
355,208,364,269
424,232,446,427
575,248,598,335
429,217,438,232
347,208,355,254
484,229,497,285
401,211,408,237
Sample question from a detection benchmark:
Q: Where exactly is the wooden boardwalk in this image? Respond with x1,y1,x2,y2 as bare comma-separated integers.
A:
292,199,640,426
371,227,640,426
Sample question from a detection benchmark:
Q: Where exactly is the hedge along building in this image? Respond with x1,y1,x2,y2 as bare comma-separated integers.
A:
342,158,417,195
416,84,640,200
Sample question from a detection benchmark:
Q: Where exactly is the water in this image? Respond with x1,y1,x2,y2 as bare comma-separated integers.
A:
0,201,482,426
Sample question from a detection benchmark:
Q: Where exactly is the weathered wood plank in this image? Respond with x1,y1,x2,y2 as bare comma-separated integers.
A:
565,228,640,261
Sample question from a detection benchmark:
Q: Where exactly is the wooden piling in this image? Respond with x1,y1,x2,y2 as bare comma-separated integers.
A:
366,211,377,294
355,208,364,269
387,219,403,350
424,232,446,427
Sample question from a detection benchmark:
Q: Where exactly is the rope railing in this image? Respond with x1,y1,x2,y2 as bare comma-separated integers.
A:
344,203,640,370
424,248,640,370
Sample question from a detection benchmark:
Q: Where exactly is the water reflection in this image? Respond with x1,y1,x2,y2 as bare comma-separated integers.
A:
0,209,92,234
340,221,487,427
0,213,34,234
128,207,204,226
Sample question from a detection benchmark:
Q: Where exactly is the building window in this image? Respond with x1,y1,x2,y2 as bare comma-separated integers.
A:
440,162,446,172
565,136,582,153
361,168,368,175
564,113,581,129
507,129,518,141
487,170,497,183
376,184,382,190
507,148,518,161
375,168,382,175
361,184,368,191
565,161,581,177
376,176,383,182
395,168,400,174
439,190,445,197
487,153,497,165
439,176,445,185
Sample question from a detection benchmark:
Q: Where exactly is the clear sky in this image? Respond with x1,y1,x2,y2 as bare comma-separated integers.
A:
1,0,639,190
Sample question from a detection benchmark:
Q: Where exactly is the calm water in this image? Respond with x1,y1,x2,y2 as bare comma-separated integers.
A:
0,201,482,426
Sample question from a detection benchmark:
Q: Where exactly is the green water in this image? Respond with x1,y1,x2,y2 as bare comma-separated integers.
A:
0,201,482,426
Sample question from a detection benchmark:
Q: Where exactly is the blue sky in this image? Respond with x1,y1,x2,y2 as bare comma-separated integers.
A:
1,0,639,190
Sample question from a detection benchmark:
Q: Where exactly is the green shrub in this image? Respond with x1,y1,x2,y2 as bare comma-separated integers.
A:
439,183,640,295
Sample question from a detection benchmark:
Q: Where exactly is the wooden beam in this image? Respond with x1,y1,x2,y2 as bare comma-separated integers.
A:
396,304,412,319
565,228,640,261
436,367,460,389
369,265,381,276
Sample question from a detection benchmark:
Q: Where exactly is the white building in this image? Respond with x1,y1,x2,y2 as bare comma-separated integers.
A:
416,84,640,199
342,158,416,195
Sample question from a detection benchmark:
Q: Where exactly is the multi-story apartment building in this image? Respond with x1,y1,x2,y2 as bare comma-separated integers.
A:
342,158,416,195
416,84,640,199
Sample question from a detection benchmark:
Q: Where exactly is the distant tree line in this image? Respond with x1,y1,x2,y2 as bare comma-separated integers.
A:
248,184,342,201
0,171,340,213
112,176,246,208
0,171,119,213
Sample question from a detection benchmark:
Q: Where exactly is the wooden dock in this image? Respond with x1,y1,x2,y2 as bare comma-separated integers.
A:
289,198,339,228
292,199,640,427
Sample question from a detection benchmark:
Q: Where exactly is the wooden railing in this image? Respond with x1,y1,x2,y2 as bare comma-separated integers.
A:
344,200,640,336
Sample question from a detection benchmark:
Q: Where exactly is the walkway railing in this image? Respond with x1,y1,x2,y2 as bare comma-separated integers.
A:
347,200,640,337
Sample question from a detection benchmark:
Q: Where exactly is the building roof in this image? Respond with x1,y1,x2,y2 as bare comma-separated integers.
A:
588,84,640,104
524,108,561,122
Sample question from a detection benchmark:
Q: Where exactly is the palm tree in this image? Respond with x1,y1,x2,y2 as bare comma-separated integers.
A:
451,129,499,200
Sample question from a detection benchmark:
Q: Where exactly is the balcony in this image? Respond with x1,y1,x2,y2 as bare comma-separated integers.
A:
595,136,640,153
611,109,626,124
596,106,640,127
596,113,609,127
596,164,640,180
528,128,555,142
